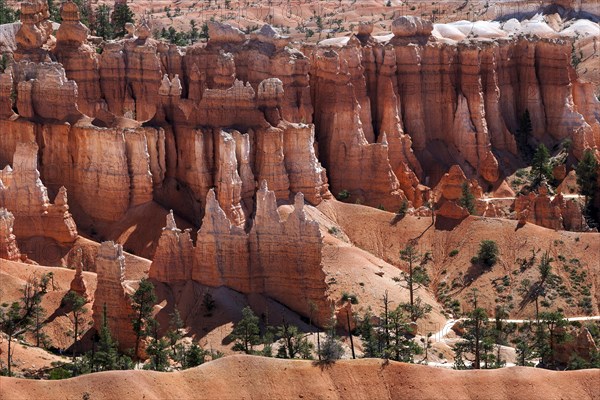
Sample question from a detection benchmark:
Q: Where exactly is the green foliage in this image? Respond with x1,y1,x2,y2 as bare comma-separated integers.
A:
130,278,157,359
182,342,207,369
92,5,113,40
337,189,351,200
0,274,50,376
232,307,261,353
397,199,409,217
576,149,599,199
453,290,499,369
276,321,313,359
475,240,499,268
93,303,121,372
341,292,359,305
202,292,216,316
0,0,19,24
49,366,72,380
112,3,135,38
531,144,552,186
319,334,343,362
458,182,476,215
516,110,534,162
449,249,459,257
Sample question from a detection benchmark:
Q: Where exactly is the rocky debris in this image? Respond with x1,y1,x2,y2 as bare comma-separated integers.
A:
207,21,246,44
0,142,77,244
0,208,21,261
554,326,599,365
92,241,137,353
150,183,331,326
251,24,290,50
392,16,433,38
515,183,588,231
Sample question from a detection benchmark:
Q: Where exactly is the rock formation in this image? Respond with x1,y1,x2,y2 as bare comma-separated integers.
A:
0,142,78,244
92,241,136,352
1,10,597,231
515,183,589,231
0,208,21,261
433,165,482,219
69,248,87,298
14,0,53,62
150,183,331,326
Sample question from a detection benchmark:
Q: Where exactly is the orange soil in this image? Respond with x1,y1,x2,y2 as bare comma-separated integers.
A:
318,200,600,318
1,355,599,400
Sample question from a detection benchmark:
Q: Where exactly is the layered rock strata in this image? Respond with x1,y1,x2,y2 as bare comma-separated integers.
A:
0,142,78,243
1,14,598,232
150,183,330,326
92,241,136,352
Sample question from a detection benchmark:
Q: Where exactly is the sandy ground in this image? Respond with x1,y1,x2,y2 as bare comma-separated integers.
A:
317,199,600,319
1,355,599,400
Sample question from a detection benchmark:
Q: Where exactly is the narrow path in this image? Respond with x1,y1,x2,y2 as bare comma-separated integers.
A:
430,315,600,343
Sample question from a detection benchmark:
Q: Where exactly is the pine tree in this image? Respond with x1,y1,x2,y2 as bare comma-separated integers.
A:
276,321,313,359
458,181,476,215
516,109,534,162
92,5,113,40
232,307,261,353
130,278,157,360
144,322,170,371
453,290,493,369
399,244,430,322
576,149,599,199
0,274,49,376
531,143,552,185
112,2,134,38
63,291,89,370
0,0,19,24
94,303,119,372
182,342,206,369
166,309,184,364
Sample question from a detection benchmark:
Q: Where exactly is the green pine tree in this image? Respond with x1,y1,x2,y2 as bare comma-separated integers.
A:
112,2,135,38
130,278,157,360
516,110,534,162
458,181,476,215
232,307,261,353
92,4,113,40
0,0,19,24
94,303,120,372
531,143,552,185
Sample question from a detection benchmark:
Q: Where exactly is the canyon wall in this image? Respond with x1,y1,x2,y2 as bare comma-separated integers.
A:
1,7,598,228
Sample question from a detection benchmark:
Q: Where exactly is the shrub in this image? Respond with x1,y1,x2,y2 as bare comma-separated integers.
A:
449,249,459,257
337,190,350,200
475,240,499,267
341,292,359,305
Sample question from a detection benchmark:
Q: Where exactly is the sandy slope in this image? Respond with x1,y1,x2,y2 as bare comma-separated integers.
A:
1,355,599,400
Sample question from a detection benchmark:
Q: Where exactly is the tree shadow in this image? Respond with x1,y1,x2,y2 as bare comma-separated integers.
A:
434,216,464,231
389,213,406,226
312,359,336,370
